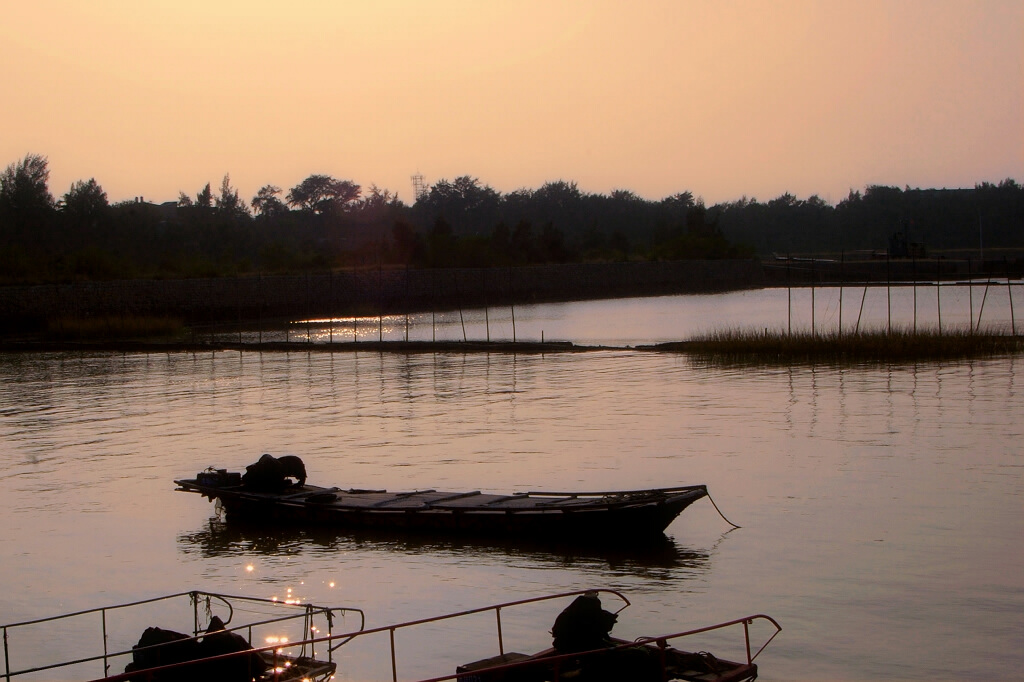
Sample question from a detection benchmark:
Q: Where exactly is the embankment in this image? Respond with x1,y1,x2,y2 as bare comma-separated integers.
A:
0,259,764,329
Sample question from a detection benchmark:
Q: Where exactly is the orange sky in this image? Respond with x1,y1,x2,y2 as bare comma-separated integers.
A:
1,0,1020,206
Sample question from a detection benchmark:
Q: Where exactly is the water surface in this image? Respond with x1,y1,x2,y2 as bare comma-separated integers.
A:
1,291,1021,681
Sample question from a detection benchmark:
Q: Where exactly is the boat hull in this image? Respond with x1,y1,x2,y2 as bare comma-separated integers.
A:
176,476,708,541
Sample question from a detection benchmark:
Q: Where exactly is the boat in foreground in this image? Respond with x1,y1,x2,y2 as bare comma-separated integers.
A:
451,590,780,682
175,458,711,540
1,591,362,682
4,589,779,682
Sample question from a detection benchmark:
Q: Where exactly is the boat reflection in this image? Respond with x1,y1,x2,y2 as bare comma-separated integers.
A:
177,516,714,581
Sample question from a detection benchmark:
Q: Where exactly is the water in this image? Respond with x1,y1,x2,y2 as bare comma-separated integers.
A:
232,282,1021,346
1,288,1022,681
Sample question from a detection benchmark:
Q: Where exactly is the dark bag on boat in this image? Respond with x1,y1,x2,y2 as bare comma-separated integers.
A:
241,454,288,492
199,616,268,681
551,594,617,654
241,453,306,492
124,627,201,681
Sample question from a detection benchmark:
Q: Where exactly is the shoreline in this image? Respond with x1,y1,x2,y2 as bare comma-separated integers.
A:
2,332,1020,363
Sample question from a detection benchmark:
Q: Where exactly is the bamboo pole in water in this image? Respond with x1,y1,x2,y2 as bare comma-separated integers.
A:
912,255,917,334
1008,258,1017,336
976,278,992,333
886,251,891,336
968,257,974,334
510,265,517,343
855,281,868,336
811,259,816,338
937,256,943,335
838,251,844,339
483,268,490,343
455,271,467,342
787,256,792,337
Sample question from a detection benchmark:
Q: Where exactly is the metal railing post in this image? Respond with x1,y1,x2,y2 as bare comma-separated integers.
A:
390,628,398,682
102,608,109,677
192,592,199,636
327,610,334,665
4,625,11,682
744,619,752,665
495,607,504,656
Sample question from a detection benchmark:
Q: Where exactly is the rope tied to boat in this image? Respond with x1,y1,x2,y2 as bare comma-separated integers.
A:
705,490,741,529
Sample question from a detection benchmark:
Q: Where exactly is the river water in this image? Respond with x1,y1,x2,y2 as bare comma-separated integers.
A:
1,287,1022,681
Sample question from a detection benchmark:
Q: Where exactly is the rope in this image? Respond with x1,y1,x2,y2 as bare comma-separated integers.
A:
706,491,741,529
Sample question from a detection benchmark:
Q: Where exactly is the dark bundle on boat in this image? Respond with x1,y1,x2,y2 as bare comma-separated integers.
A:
241,454,307,492
124,617,266,681
551,593,617,653
124,627,201,681
550,593,660,682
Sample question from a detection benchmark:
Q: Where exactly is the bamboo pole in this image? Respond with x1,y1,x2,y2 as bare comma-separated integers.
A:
510,265,516,343
912,255,917,334
811,259,816,338
787,255,792,337
968,257,974,335
855,282,868,336
886,251,891,336
1008,258,1016,336
976,278,991,333
838,251,844,339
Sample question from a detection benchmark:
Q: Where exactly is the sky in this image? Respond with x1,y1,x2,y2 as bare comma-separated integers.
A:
1,0,1020,207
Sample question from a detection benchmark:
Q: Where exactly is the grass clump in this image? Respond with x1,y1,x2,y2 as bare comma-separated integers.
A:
47,315,185,341
650,327,1024,364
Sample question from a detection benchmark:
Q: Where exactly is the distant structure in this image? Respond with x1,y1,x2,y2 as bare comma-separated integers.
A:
411,173,428,202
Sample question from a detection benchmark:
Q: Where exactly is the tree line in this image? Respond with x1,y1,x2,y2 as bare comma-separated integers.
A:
0,153,1020,284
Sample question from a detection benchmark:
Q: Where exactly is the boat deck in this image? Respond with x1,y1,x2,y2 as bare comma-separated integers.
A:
176,480,708,512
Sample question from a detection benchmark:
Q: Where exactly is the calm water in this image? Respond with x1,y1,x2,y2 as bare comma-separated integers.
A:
1,289,1022,681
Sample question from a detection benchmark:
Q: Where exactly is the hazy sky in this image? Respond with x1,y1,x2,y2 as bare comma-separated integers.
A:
1,0,1020,207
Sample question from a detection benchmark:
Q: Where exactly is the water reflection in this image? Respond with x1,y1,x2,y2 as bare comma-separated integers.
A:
178,516,713,582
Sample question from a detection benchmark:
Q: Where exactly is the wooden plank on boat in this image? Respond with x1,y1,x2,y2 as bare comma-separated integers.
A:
372,490,437,507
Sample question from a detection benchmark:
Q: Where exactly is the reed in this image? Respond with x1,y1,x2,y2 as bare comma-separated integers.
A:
661,327,1024,364
47,315,185,341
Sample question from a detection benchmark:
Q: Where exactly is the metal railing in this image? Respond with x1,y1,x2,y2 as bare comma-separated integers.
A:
2,590,363,682
8,589,780,682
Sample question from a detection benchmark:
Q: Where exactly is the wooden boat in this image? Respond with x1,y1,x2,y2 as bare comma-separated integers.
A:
5,589,778,682
175,465,711,540
1,590,362,682
452,590,780,682
235,588,774,682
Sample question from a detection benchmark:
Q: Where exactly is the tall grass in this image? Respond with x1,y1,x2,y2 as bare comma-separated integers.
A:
654,327,1023,364
47,315,185,341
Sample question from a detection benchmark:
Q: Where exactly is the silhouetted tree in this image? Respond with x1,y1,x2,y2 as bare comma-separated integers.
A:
390,220,424,265
61,178,108,225
419,175,500,235
196,183,213,208
0,153,55,236
287,174,361,214
427,216,456,267
215,174,248,219
251,185,288,217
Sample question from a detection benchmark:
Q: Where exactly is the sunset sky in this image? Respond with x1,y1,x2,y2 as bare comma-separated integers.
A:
1,0,1020,207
